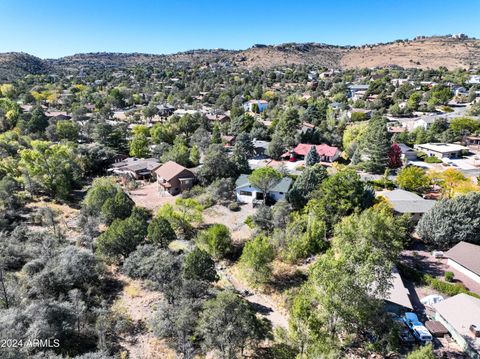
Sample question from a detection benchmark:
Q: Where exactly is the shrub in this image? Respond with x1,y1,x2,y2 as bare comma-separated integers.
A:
196,224,232,259
398,264,480,299
444,271,454,282
244,215,254,228
424,156,442,163
228,202,240,212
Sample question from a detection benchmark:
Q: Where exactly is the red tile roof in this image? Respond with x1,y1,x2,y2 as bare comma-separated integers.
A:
289,143,339,157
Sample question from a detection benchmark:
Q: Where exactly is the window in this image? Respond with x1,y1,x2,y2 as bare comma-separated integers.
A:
239,191,252,196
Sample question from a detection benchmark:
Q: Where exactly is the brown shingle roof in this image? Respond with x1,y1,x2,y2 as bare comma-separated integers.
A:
154,161,193,182
446,241,480,276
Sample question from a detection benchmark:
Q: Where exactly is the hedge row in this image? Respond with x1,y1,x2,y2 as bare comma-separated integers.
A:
398,263,480,299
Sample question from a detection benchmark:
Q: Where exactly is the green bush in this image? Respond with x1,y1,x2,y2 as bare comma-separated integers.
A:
368,179,396,190
444,271,454,282
244,215,254,228
425,275,480,299
228,202,240,212
398,263,480,299
424,156,442,163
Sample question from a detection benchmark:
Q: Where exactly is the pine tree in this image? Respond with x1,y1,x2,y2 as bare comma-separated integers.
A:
305,145,320,166
360,116,390,174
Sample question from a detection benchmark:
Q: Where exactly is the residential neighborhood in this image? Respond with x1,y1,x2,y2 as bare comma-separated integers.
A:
1,2,480,358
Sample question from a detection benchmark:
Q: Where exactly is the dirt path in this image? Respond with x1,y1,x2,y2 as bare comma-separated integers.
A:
217,266,289,329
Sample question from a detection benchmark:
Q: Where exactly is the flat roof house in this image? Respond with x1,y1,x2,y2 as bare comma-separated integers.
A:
235,174,292,204
432,294,480,358
281,143,341,163
378,189,435,221
414,143,468,159
445,241,480,286
155,161,196,196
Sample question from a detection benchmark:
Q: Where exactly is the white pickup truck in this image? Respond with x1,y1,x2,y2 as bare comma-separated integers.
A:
412,324,433,344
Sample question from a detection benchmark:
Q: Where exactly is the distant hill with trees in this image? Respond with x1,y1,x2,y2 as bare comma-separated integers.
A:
1,35,480,80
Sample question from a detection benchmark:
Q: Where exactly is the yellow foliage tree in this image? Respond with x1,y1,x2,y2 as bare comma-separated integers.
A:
428,168,479,198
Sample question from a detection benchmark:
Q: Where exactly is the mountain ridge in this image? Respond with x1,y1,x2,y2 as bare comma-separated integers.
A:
1,35,479,80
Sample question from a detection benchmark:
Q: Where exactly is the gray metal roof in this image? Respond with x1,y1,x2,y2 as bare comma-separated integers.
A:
379,189,436,214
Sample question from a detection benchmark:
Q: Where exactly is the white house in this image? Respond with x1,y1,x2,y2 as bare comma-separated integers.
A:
414,143,468,159
347,84,369,99
445,241,480,285
243,99,268,113
235,174,292,204
467,75,480,85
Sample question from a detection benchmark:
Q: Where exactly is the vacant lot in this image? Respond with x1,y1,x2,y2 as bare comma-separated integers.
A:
203,203,254,242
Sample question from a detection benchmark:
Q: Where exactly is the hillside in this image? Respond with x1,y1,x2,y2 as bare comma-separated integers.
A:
1,36,480,79
0,52,48,80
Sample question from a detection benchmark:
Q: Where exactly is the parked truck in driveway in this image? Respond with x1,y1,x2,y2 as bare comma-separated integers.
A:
403,312,433,344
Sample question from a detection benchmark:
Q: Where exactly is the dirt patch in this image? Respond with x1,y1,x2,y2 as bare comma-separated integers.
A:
114,273,175,359
128,181,176,212
203,204,254,242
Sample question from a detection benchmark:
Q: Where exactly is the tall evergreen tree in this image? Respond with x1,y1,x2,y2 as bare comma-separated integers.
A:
305,145,320,166
359,116,390,174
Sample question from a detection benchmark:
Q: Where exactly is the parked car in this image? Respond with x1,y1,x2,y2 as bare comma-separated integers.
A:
432,251,444,258
402,312,433,344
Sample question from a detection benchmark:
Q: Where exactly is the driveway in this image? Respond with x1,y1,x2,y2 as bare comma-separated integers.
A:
128,181,176,212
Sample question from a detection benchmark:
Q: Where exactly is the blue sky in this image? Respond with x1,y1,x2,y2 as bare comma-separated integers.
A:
1,0,479,58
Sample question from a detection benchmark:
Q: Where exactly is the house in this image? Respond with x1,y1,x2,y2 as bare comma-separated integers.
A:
445,242,480,285
235,174,292,204
382,268,413,314
452,86,468,97
414,143,468,159
156,104,175,117
378,189,435,221
466,136,480,148
173,109,200,116
432,294,480,358
347,108,372,120
243,99,268,113
155,161,196,196
252,139,270,157
206,113,230,123
281,143,341,163
300,122,315,134
222,135,236,147
398,143,417,161
108,158,161,180
347,84,370,98
467,75,480,85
